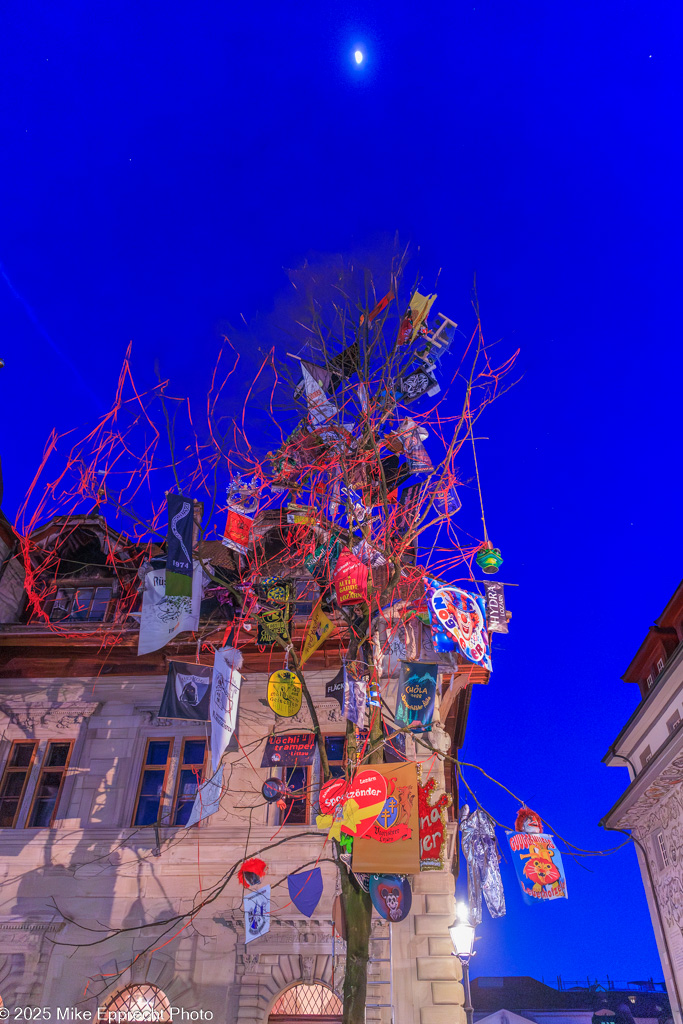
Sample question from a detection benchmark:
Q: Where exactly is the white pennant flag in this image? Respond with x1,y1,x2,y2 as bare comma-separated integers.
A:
210,647,243,774
186,766,223,826
244,885,270,943
302,363,337,425
137,560,205,656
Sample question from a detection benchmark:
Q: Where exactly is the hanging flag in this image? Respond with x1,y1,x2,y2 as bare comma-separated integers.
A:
186,766,223,826
395,662,437,733
352,762,420,873
222,506,253,556
244,885,270,943
327,340,360,387
434,483,461,518
257,578,292,644
302,362,337,425
166,493,194,597
399,418,433,474
333,548,369,607
304,533,342,583
342,665,367,725
367,289,394,324
340,484,372,526
409,291,437,339
137,560,204,656
369,875,412,922
425,578,492,671
396,483,421,535
210,647,242,774
325,667,345,708
267,669,303,718
287,868,323,917
261,732,316,767
159,661,212,721
300,602,335,666
506,831,568,904
418,777,452,871
484,581,509,634
351,539,387,568
396,365,441,404
293,360,334,401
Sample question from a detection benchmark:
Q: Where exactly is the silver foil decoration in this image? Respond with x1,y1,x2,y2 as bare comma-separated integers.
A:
459,804,506,924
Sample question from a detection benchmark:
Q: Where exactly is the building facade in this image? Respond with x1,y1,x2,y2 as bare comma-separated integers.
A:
602,580,683,1024
0,516,485,1024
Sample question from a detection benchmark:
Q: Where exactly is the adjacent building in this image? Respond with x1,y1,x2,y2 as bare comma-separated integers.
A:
602,580,683,1024
0,513,487,1024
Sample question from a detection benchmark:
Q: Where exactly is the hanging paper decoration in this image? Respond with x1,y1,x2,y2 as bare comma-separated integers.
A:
506,831,568,904
293,360,334,401
433,483,461,518
340,484,372,526
267,669,303,718
514,806,544,833
159,661,212,721
369,874,412,922
366,677,380,708
261,733,316,768
396,364,441,404
409,291,437,339
398,418,433,473
484,580,509,634
304,533,343,582
425,578,492,671
300,602,335,666
333,548,369,607
395,662,437,733
325,667,345,708
476,543,503,574
187,766,223,826
367,289,394,324
352,763,420,874
460,804,506,924
244,885,270,943
166,493,194,597
316,769,388,841
342,664,367,725
223,507,253,555
238,857,267,888
396,483,421,535
137,560,204,656
352,538,387,568
415,313,458,365
327,340,360,388
210,646,243,773
256,578,292,645
262,777,287,802
418,778,452,870
287,867,323,917
302,362,337,425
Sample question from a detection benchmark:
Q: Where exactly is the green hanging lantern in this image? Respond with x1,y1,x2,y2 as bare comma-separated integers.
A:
476,544,503,574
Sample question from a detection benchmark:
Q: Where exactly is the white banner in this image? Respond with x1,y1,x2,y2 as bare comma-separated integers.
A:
186,766,223,826
244,885,270,944
211,647,242,774
137,560,205,656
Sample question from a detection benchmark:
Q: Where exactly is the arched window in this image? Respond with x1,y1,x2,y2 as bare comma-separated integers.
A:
269,983,342,1022
103,985,171,1022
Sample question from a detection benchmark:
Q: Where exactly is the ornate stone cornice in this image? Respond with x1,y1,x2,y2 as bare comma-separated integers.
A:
0,702,100,732
613,750,683,830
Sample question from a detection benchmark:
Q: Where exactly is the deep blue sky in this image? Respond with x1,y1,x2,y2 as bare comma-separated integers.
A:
2,0,682,986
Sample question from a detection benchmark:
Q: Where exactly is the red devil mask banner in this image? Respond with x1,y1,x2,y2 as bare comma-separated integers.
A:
333,548,369,607
425,577,492,671
369,874,412,922
506,831,568,904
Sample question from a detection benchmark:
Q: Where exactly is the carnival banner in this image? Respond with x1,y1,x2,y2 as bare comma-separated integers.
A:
244,885,270,943
399,418,433,473
369,874,412,922
317,769,387,841
418,777,452,870
187,766,223,826
302,362,337,424
159,661,212,721
287,868,323,917
397,365,440,404
210,647,242,773
325,667,345,708
484,580,508,634
257,578,292,645
333,548,369,606
300,602,335,666
166,493,194,597
222,506,253,555
425,578,492,671
342,665,367,725
267,669,302,718
137,560,203,656
352,762,420,874
506,831,568,904
261,732,316,768
394,662,437,733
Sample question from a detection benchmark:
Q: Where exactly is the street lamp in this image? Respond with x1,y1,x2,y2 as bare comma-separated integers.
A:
449,902,476,1024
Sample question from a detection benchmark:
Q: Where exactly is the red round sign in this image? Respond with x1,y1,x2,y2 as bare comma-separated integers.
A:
318,769,387,838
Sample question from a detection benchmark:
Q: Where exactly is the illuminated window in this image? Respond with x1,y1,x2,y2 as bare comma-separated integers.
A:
172,739,207,826
103,985,170,1022
27,741,73,827
133,740,173,826
279,766,310,825
0,742,38,827
270,984,342,1017
50,586,112,622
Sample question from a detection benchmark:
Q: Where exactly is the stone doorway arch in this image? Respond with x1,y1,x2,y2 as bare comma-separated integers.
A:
268,982,342,1023
235,951,342,1024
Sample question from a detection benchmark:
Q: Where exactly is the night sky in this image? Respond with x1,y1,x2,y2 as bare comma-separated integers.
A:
2,0,682,986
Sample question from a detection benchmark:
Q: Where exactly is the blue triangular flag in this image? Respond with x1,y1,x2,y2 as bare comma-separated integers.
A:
287,868,323,917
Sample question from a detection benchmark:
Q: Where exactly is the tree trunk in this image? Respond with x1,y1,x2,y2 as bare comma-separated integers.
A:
341,868,374,1024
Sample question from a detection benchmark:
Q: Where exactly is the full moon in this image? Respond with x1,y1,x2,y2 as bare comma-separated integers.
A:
354,50,363,64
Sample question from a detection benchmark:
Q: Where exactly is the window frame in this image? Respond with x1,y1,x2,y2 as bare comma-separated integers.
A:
278,765,312,826
49,584,113,623
666,709,681,734
639,745,652,770
171,737,208,827
131,738,175,827
0,741,39,828
25,740,73,828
